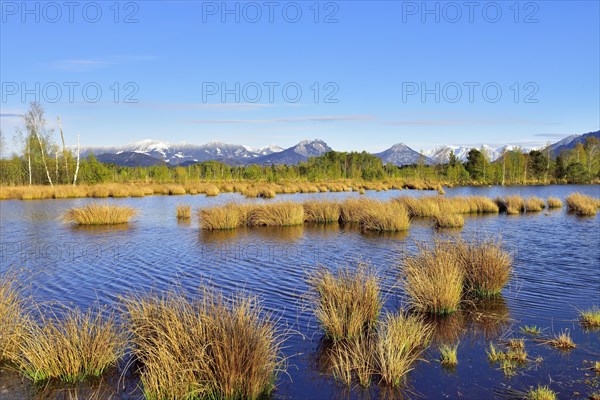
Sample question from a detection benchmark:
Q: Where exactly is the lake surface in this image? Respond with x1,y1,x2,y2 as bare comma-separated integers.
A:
1,185,599,399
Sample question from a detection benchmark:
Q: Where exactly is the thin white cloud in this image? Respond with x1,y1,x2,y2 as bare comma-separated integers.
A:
191,115,373,124
49,55,158,71
387,118,563,126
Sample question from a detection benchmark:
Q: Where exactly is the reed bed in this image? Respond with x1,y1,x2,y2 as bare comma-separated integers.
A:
63,203,138,225
16,306,125,384
547,197,563,208
403,241,464,315
359,201,410,232
204,184,220,197
339,198,378,223
395,196,441,217
124,290,283,400
375,312,432,386
303,200,341,223
247,202,304,227
456,238,513,298
199,203,247,230
433,212,464,229
566,192,599,216
309,265,382,341
495,196,525,214
175,204,191,219
579,306,600,328
0,271,28,362
524,197,546,212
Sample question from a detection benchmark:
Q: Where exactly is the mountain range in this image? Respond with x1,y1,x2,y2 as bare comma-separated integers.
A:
83,131,599,167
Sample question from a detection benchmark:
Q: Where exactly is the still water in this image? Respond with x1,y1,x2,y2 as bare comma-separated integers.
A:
1,185,599,399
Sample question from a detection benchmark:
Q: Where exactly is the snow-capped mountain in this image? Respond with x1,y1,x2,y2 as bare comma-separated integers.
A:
374,143,434,166
81,140,284,166
254,139,332,165
425,144,539,164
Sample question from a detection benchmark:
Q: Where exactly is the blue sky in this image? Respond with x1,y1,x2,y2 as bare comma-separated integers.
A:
1,0,599,154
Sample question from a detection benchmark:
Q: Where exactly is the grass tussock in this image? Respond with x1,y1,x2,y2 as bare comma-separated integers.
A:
527,385,557,400
496,195,525,214
403,241,464,315
579,307,600,328
328,333,374,388
303,200,340,223
16,306,125,384
457,238,513,298
248,202,304,227
376,312,432,386
124,290,284,400
199,203,249,230
309,265,382,341
433,212,464,229
0,271,28,362
63,203,137,225
543,330,576,350
520,325,541,335
176,204,191,219
204,184,220,197
339,198,378,223
566,192,599,216
359,201,410,232
439,342,459,368
524,197,546,212
547,197,563,208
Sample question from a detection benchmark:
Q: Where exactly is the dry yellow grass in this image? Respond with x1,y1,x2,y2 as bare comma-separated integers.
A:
0,271,28,362
339,198,378,223
176,204,191,219
327,333,374,388
547,197,563,208
199,203,247,230
579,306,600,328
395,196,441,217
303,200,341,223
566,192,599,216
64,203,138,225
433,212,464,229
376,312,432,386
309,265,382,341
247,202,304,226
524,197,546,212
456,238,513,298
496,196,525,214
15,306,125,384
403,241,464,315
543,330,576,349
359,201,410,232
204,184,220,196
123,289,283,400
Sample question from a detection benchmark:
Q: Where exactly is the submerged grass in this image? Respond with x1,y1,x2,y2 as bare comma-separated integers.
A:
309,264,382,341
124,289,284,400
64,203,138,225
16,306,125,384
0,271,28,362
566,192,599,216
403,241,464,315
